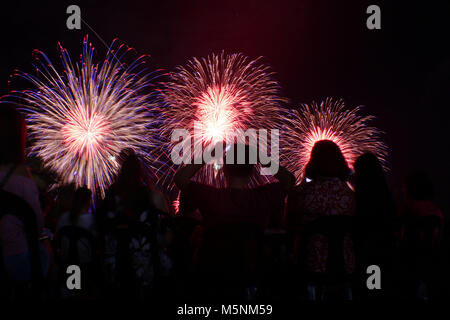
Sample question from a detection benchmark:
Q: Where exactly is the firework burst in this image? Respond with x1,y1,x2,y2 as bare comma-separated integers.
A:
159,52,286,187
8,36,162,197
282,98,388,183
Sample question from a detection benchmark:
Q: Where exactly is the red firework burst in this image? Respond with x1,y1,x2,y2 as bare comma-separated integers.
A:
159,52,286,187
282,98,388,184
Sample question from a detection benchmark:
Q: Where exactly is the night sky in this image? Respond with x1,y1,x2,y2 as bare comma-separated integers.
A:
1,0,449,212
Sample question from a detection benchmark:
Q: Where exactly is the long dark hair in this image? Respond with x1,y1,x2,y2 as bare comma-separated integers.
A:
304,140,350,180
115,148,155,219
354,153,395,217
69,187,92,224
0,104,27,165
117,148,146,192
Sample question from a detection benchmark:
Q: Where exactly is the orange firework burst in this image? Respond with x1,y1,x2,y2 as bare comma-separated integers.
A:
282,98,388,183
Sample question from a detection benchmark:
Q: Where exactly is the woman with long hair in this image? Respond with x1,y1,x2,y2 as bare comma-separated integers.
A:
353,152,396,299
287,140,355,280
0,103,49,285
56,187,94,232
354,153,395,219
97,149,169,298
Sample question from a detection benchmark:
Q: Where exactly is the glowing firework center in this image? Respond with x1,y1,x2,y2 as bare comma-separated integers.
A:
160,52,286,187
283,98,388,184
14,37,158,197
193,85,249,145
62,110,111,159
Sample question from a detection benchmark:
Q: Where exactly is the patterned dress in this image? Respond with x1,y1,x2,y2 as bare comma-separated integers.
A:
288,177,356,274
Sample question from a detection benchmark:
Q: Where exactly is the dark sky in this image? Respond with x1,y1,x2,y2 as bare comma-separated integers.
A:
0,0,449,212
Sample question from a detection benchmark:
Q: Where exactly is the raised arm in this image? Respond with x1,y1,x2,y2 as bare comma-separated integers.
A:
274,165,296,191
174,141,224,190
174,163,204,190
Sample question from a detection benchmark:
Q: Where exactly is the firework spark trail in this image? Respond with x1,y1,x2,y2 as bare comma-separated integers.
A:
159,52,286,187
282,98,388,184
7,36,164,197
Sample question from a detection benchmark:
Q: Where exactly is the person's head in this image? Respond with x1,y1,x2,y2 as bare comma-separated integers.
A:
354,152,385,186
353,153,393,215
304,140,350,180
0,104,27,165
70,187,92,223
404,170,434,201
117,148,145,189
223,143,255,187
57,183,77,211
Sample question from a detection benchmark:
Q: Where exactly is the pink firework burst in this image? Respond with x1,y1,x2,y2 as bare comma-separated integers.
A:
159,52,286,187
8,37,161,197
282,98,388,184
193,85,247,144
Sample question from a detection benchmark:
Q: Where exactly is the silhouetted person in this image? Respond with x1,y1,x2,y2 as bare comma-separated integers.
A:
399,171,444,300
354,153,396,219
56,187,95,235
175,143,294,229
353,152,396,299
97,149,169,299
400,171,443,221
174,142,294,299
98,149,168,228
46,183,76,232
287,140,355,276
0,104,49,285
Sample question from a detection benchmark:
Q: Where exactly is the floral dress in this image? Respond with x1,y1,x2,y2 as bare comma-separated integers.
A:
289,177,356,274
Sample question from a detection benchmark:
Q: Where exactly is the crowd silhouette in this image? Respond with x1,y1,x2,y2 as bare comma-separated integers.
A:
0,103,447,302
